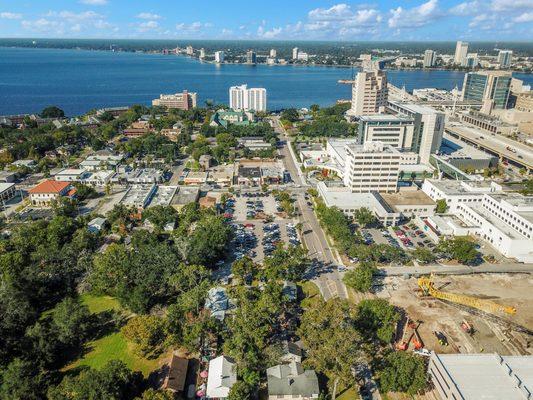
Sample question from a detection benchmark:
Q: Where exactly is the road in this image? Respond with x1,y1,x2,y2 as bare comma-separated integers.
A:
446,123,533,171
272,116,348,300
378,262,533,276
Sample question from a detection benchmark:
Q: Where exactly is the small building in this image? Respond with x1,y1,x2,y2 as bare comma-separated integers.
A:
199,196,217,209
54,168,90,182
11,159,36,170
28,180,76,206
280,341,303,364
237,166,261,186
206,356,237,399
148,185,178,208
0,171,16,183
199,154,213,170
88,217,107,233
267,361,320,400
163,354,189,394
0,182,16,202
238,137,272,151
84,170,115,186
170,186,200,211
210,110,254,128
120,184,157,210
380,188,437,219
207,166,234,187
205,286,230,321
79,154,123,171
282,281,298,302
429,352,533,400
183,171,208,185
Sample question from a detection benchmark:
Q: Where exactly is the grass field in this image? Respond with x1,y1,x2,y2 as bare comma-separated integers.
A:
65,294,168,377
299,281,322,309
337,387,358,400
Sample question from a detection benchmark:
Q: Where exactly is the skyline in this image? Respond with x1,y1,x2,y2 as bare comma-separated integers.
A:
0,0,532,41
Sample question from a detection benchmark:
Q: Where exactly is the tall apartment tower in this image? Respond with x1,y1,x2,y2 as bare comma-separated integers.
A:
199,48,206,59
423,50,436,67
214,51,225,63
270,49,277,58
186,45,194,56
498,50,513,68
246,50,257,64
454,41,469,65
229,84,267,112
292,47,299,60
346,69,388,117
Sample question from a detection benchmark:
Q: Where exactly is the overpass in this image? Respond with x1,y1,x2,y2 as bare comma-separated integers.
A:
445,123,533,172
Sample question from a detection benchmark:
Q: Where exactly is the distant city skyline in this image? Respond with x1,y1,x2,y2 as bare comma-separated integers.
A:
0,0,532,41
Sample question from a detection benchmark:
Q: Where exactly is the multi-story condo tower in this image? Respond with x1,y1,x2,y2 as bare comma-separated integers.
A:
498,50,513,68
229,84,267,112
454,41,469,66
423,50,436,67
346,69,388,117
270,49,277,58
461,70,512,109
292,47,299,60
214,51,225,63
246,50,257,64
152,91,197,110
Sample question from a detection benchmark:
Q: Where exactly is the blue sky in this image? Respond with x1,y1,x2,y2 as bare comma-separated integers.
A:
0,0,532,41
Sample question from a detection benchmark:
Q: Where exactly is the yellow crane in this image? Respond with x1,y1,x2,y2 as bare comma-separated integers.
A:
418,274,517,316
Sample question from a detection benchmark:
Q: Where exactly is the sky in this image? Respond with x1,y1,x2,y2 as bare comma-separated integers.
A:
0,0,532,41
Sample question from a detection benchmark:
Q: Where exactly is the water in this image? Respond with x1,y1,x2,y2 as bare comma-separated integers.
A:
0,47,531,116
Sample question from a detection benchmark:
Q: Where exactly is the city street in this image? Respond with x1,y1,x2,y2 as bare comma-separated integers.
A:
273,117,348,300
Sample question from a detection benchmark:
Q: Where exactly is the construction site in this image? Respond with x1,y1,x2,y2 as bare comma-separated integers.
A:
377,273,533,357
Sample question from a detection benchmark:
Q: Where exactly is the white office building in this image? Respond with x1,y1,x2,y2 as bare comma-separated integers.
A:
423,49,436,67
229,84,267,112
454,41,469,66
343,141,401,193
357,115,415,150
387,101,445,164
346,69,388,117
199,48,205,59
270,49,277,58
214,51,225,63
186,45,194,56
498,50,513,68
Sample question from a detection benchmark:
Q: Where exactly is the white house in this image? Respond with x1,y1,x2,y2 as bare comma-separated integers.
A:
206,356,236,399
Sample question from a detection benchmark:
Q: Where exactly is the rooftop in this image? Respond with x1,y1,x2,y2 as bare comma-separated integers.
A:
171,186,200,207
149,185,178,207
267,362,319,398
29,180,70,194
432,352,533,400
359,113,414,122
380,189,436,207
388,100,441,115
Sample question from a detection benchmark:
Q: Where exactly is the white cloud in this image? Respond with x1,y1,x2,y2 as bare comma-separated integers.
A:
388,0,442,29
449,1,481,15
175,21,211,33
308,4,353,21
45,10,103,21
0,12,22,19
258,26,282,38
21,18,61,33
79,0,108,5
21,9,116,36
491,0,533,11
514,11,533,22
138,20,159,32
136,12,162,20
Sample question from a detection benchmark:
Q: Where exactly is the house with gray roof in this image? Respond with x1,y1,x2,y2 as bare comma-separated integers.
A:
267,361,320,400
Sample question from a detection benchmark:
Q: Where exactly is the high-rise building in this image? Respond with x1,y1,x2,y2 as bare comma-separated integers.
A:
199,48,205,59
270,49,277,58
461,71,512,109
346,69,388,117
297,52,309,62
186,45,194,56
423,50,436,67
214,51,225,63
292,47,299,60
229,84,267,112
343,141,401,193
465,53,478,68
357,115,415,150
454,41,469,66
246,50,257,64
498,50,513,68
152,91,197,110
387,102,445,164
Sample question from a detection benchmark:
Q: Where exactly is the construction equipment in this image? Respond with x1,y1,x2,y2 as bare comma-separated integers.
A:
434,331,449,346
396,318,424,351
460,319,474,335
418,274,517,316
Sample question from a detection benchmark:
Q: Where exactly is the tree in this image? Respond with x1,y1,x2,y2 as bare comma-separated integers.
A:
520,179,533,195
51,297,92,346
298,299,364,393
121,315,167,357
263,245,309,282
232,257,256,284
411,248,436,265
48,360,142,400
0,358,47,400
280,108,299,123
378,352,427,395
437,237,479,265
356,299,399,344
354,207,376,227
40,106,65,118
343,263,375,292
227,381,253,400
136,389,175,400
435,199,447,214
142,206,178,231
72,183,97,201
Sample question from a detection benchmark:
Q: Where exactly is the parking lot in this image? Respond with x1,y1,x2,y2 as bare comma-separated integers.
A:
225,192,301,264
360,224,436,252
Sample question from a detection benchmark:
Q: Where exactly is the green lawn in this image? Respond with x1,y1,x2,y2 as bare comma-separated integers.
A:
337,387,359,400
299,281,322,309
65,294,168,377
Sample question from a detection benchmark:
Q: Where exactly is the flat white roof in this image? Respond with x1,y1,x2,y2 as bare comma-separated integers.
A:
433,353,533,400
56,168,87,176
0,182,15,193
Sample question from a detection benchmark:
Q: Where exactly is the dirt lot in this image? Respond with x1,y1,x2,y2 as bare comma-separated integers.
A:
376,273,533,356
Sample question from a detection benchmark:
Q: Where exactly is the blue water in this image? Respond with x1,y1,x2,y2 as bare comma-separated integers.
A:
1,47,531,116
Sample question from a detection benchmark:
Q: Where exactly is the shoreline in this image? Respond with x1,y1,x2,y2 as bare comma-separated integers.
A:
1,46,531,75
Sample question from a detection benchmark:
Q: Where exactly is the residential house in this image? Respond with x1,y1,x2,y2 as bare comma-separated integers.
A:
206,356,237,399
267,361,320,400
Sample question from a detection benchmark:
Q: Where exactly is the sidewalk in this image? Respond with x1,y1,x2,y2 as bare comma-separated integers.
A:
378,262,533,276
